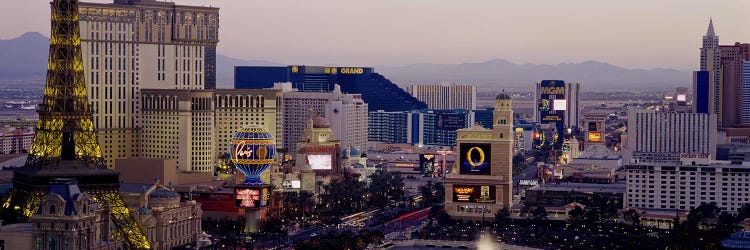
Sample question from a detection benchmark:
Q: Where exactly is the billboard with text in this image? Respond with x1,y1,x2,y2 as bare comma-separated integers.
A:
452,185,496,203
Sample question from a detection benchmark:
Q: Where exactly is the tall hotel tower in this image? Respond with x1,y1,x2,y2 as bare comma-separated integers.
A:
78,0,219,167
700,19,721,122
408,82,477,110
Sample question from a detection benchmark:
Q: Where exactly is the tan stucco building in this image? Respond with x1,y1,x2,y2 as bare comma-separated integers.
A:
444,91,514,221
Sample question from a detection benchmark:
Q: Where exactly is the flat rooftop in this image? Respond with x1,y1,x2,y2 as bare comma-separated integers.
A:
529,182,625,193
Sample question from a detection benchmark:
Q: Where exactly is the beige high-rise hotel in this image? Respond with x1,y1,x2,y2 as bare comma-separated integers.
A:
78,0,219,168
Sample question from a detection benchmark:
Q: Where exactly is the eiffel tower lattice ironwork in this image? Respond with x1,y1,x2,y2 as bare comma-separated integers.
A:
1,0,150,249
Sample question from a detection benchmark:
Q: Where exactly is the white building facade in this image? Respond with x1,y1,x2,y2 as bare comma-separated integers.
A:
625,157,750,212
279,84,368,154
625,109,717,164
0,131,34,154
407,82,477,110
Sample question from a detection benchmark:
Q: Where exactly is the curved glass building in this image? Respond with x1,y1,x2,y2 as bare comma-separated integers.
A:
234,65,426,112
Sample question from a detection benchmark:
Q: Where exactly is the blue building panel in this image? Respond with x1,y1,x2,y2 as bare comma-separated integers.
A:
694,71,710,114
234,65,426,112
234,66,289,89
473,109,494,129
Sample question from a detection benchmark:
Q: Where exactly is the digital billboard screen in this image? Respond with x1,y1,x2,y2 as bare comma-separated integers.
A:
419,154,436,175
677,94,687,102
436,113,467,131
553,99,567,111
234,186,271,208
587,132,602,142
452,185,496,203
538,80,566,126
459,143,491,175
307,154,332,170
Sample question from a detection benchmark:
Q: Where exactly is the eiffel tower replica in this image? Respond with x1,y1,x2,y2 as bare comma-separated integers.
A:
1,0,150,249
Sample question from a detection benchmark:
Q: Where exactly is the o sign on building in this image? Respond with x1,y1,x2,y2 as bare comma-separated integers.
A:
459,143,491,175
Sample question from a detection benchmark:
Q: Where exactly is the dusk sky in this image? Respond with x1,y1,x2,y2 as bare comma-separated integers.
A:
2,0,749,70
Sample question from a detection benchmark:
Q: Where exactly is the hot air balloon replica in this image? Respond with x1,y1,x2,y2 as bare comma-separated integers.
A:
230,124,276,185
229,124,276,233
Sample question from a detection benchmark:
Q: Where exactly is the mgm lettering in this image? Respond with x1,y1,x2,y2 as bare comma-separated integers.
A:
540,86,565,95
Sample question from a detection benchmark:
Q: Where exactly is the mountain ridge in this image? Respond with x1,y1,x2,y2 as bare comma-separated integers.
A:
0,32,690,91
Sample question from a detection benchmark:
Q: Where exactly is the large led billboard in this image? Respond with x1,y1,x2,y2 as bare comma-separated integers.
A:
538,80,566,125
436,113,467,131
419,154,436,175
307,154,332,170
587,131,602,142
452,185,496,203
234,186,271,208
459,143,491,175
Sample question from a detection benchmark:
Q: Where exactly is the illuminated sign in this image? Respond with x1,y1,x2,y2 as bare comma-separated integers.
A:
307,154,332,170
340,67,364,74
543,115,561,121
540,86,565,95
393,163,414,168
553,99,567,111
587,132,602,142
420,154,436,175
680,153,709,159
515,127,524,139
677,94,687,102
234,186,270,208
304,146,334,154
538,99,550,111
232,140,270,163
459,143,491,175
452,185,495,203
282,180,302,189
519,179,539,186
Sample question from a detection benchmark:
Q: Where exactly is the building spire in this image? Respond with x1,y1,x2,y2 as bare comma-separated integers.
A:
706,18,715,36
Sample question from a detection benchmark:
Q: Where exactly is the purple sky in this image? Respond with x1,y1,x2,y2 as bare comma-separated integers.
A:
2,0,749,70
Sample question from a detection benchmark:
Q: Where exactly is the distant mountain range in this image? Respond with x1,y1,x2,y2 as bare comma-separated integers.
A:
1,32,690,91
376,60,690,91
0,32,50,79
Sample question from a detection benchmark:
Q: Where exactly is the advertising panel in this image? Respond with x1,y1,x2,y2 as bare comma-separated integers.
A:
419,154,436,175
234,186,271,208
452,185,496,203
587,131,602,142
538,80,566,128
459,143,492,175
519,179,539,186
436,113,467,131
307,154,332,170
193,192,236,212
553,99,567,111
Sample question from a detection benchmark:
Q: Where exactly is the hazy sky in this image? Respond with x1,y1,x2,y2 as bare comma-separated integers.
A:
2,0,749,70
